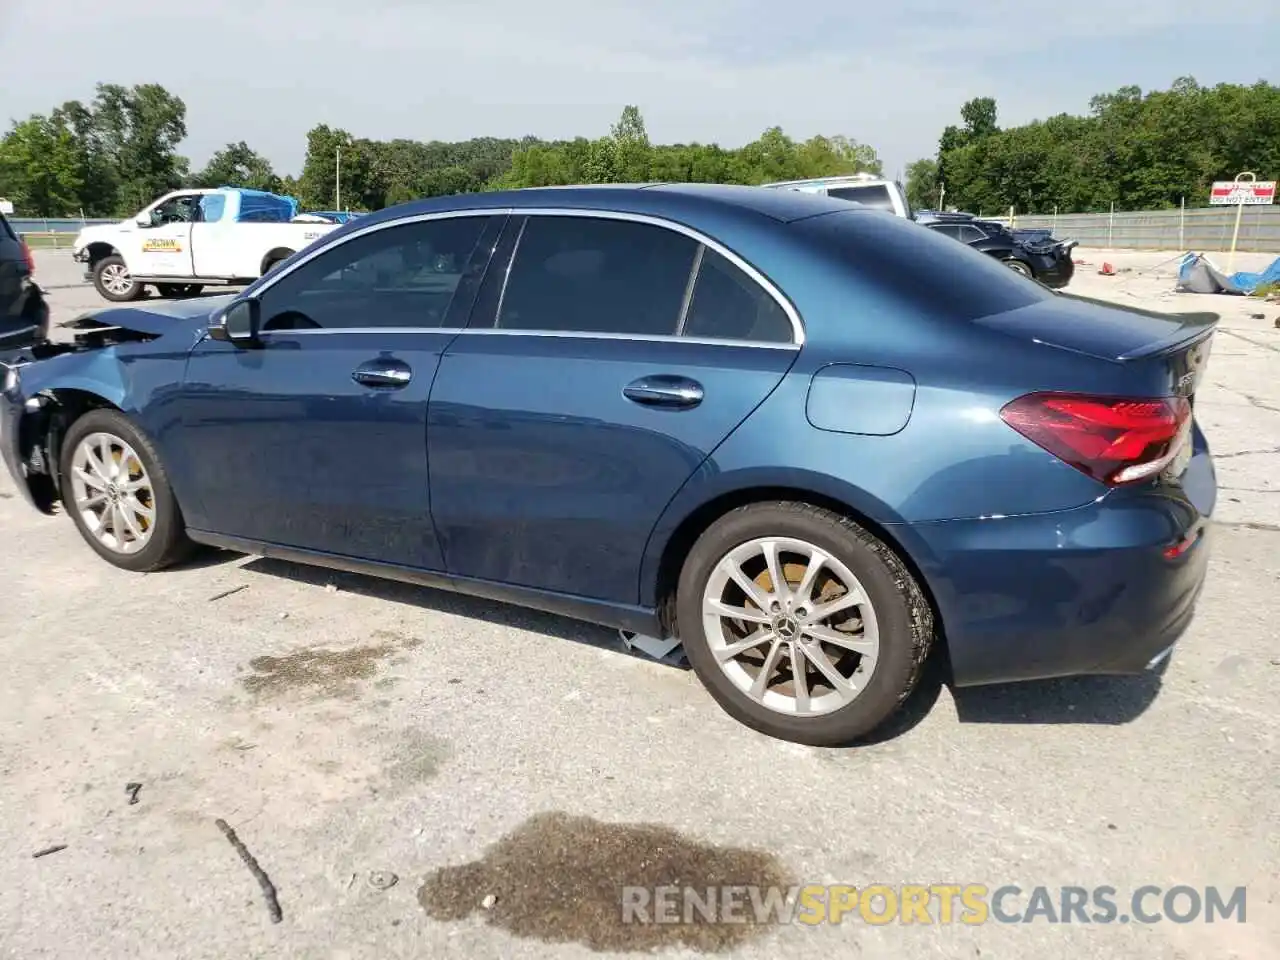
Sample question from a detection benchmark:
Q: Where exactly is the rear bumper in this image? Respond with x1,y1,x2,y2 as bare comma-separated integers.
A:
1034,255,1075,289
909,454,1214,687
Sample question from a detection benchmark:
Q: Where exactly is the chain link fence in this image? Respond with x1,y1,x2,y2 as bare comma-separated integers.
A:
1002,205,1280,252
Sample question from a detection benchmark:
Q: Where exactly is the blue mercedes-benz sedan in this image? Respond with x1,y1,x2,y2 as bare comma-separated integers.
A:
0,184,1217,745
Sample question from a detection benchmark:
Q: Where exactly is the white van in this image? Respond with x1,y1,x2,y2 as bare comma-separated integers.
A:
759,173,912,219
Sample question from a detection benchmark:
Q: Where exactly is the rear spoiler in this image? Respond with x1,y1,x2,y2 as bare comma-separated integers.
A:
1056,292,1220,360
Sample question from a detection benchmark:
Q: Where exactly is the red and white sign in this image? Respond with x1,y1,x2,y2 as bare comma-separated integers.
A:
1209,181,1276,205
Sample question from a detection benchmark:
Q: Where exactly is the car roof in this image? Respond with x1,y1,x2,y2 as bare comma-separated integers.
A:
347,183,871,233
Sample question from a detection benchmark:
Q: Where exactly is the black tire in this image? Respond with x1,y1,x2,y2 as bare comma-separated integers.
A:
58,408,196,573
1002,258,1033,278
93,254,144,302
262,253,293,275
157,283,203,298
676,502,934,746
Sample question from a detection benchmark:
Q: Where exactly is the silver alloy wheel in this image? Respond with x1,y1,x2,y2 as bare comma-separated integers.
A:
701,536,880,718
68,432,156,554
1004,260,1032,277
100,263,134,296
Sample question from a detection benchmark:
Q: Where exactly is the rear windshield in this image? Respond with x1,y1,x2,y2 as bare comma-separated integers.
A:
0,212,14,240
790,210,1053,321
826,184,895,211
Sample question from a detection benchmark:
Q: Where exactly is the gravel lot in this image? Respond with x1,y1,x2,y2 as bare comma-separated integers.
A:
2,248,1277,960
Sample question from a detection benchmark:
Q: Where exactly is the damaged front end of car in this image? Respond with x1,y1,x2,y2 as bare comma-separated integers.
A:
2,301,215,514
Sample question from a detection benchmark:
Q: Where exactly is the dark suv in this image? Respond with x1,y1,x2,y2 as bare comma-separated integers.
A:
917,212,1076,289
0,213,49,362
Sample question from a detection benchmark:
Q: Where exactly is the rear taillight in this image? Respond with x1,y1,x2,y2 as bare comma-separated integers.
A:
20,240,34,276
1000,392,1192,486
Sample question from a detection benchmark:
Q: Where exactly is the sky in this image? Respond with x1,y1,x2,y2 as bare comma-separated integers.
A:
2,0,1278,180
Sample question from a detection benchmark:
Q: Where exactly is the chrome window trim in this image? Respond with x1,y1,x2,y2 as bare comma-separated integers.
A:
248,207,512,300
507,207,804,345
674,244,705,336
250,326,798,351
456,329,799,350
241,205,805,347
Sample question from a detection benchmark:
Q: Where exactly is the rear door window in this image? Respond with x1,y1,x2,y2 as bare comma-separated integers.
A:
680,248,793,344
493,215,698,336
959,225,988,243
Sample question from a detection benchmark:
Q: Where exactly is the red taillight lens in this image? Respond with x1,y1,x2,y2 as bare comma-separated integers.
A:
1000,392,1192,486
20,240,35,276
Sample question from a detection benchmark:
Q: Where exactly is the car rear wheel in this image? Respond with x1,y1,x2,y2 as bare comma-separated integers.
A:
59,408,196,572
93,255,144,302
677,502,933,746
1002,258,1033,278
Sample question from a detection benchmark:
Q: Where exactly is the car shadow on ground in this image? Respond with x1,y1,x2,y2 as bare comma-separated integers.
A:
204,551,1167,744
229,553,666,665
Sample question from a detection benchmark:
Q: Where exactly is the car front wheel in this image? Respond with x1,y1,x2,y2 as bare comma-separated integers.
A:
677,502,933,746
59,408,196,572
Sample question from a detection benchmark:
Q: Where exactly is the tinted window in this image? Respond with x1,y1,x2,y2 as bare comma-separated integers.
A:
681,249,792,344
827,184,895,211
198,194,226,223
928,223,963,240
791,210,1052,323
959,225,987,243
150,195,200,225
495,216,697,336
258,215,494,331
0,213,14,241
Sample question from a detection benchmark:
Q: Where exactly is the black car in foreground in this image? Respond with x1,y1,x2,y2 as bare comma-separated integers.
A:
918,213,1076,289
0,213,49,362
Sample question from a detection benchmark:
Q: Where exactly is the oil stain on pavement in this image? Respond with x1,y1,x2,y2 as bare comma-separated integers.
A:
418,811,792,952
240,630,422,701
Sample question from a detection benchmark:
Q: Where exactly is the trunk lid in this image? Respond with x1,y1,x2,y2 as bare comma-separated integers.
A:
974,293,1218,374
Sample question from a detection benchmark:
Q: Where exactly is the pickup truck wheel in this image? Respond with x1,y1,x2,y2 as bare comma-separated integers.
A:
94,255,144,302
262,254,292,275
59,408,197,573
1002,258,1034,278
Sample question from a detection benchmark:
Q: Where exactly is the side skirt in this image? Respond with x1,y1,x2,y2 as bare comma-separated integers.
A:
186,529,663,636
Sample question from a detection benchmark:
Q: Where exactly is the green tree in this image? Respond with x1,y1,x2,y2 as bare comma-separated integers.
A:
90,83,189,213
0,115,83,215
50,99,118,216
610,105,651,182
904,157,939,210
194,141,280,192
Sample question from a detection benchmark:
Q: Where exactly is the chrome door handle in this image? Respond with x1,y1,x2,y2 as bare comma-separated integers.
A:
352,359,412,388
622,375,704,409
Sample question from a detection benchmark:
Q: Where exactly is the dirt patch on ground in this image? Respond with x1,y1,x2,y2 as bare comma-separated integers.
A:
418,811,792,952
241,630,422,701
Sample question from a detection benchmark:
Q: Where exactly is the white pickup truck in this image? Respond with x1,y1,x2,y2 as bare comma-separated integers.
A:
72,187,343,302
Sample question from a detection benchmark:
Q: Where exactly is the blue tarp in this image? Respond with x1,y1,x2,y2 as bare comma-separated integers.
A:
1227,255,1280,295
216,187,299,223
1177,252,1280,295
